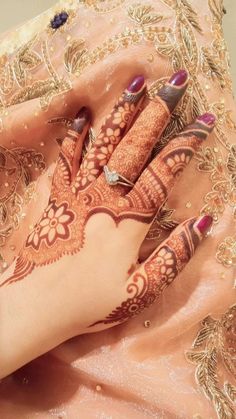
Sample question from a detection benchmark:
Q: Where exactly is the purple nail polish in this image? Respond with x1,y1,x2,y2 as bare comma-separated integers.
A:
195,215,213,234
72,107,90,132
128,75,145,93
168,70,188,87
197,113,216,126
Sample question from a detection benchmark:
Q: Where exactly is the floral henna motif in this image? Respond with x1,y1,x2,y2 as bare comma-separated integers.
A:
73,78,146,194
127,118,214,211
0,114,214,287
89,218,201,326
94,71,189,200
26,199,75,250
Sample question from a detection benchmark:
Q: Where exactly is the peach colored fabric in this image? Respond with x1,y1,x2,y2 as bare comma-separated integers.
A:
0,0,235,418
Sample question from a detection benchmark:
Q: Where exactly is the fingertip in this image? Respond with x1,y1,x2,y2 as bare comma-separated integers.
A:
196,113,216,128
127,75,145,93
168,69,189,87
72,106,91,133
194,215,213,236
157,69,189,113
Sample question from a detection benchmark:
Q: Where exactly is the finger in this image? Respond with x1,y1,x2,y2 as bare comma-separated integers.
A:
126,113,216,213
52,107,90,191
73,75,146,194
90,215,213,326
71,108,91,180
96,70,189,198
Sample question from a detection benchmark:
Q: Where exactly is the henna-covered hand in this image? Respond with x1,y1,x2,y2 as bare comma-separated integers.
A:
0,71,215,377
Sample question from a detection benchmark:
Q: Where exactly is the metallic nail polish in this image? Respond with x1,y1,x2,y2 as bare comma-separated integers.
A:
168,70,188,87
72,107,90,133
195,215,213,234
197,113,216,126
127,75,145,93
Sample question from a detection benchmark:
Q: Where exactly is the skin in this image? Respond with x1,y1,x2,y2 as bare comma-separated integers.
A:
0,73,215,378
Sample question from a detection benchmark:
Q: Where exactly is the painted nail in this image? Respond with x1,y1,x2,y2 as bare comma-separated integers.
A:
197,113,216,126
168,70,188,87
128,75,145,93
72,107,90,133
195,215,213,234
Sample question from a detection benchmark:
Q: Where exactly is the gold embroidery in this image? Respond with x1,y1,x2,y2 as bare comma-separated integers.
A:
201,47,226,89
146,203,179,241
209,0,232,92
127,4,164,25
80,0,125,13
209,0,225,23
64,39,88,73
186,304,236,419
65,26,173,76
0,36,41,99
12,37,42,88
216,235,236,268
195,144,236,223
179,0,202,33
8,40,71,110
0,147,45,247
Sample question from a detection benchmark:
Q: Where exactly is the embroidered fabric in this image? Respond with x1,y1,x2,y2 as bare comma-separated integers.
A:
0,1,235,418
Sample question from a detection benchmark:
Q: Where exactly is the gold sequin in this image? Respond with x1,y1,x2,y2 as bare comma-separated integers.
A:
147,54,154,63
95,384,102,391
144,320,151,327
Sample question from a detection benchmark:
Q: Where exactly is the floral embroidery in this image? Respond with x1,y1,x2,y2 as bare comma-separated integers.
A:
26,200,75,250
216,235,236,268
0,146,45,247
195,144,236,224
186,304,236,419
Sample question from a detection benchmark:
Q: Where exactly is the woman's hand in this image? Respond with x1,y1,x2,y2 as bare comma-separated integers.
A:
0,70,215,377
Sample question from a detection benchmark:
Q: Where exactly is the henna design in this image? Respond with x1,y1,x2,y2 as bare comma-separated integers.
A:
0,116,213,287
95,70,189,199
89,218,201,326
26,199,75,250
0,72,214,288
127,119,213,211
52,107,91,192
74,78,146,194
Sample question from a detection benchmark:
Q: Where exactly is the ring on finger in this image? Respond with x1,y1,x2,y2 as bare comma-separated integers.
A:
103,165,134,188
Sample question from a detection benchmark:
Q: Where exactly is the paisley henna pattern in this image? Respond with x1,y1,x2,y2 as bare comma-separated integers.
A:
89,218,201,326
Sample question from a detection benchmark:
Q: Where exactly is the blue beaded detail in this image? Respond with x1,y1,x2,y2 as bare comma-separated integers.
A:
50,11,69,29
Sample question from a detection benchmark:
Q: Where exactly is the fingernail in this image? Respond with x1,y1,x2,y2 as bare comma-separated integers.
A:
195,215,213,234
128,75,145,93
197,113,216,126
72,107,90,132
168,70,188,87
